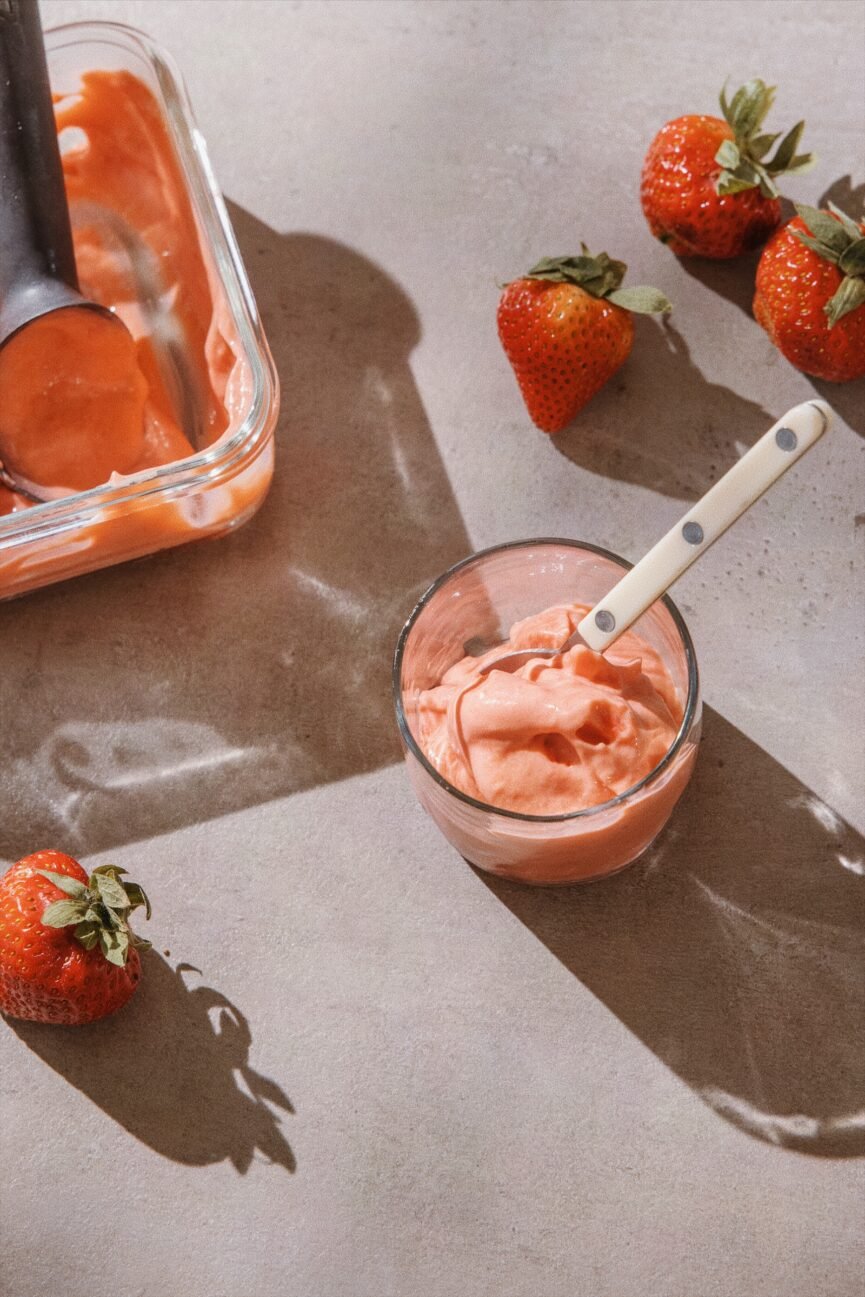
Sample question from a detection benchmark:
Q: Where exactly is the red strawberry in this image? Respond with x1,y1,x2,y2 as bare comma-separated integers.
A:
641,79,814,259
754,204,865,382
0,850,151,1024
497,250,671,433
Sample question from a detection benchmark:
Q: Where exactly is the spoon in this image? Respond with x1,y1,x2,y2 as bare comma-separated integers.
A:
0,0,131,351
0,0,145,499
480,400,832,674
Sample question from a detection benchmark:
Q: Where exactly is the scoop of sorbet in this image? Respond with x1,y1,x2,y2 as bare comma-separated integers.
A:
0,307,148,494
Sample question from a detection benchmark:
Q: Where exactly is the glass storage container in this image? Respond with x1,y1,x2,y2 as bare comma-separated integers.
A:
0,21,278,599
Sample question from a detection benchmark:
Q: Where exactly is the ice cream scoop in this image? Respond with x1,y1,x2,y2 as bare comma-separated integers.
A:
0,0,141,497
480,400,832,674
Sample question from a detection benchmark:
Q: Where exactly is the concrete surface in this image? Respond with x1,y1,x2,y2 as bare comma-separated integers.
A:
2,2,864,1295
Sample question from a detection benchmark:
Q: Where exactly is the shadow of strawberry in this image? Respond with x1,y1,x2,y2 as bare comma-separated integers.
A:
6,954,295,1172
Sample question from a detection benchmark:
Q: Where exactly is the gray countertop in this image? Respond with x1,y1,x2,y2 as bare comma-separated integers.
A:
2,2,864,1295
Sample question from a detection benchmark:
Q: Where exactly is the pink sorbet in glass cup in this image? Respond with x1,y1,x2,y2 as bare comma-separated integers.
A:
393,539,702,885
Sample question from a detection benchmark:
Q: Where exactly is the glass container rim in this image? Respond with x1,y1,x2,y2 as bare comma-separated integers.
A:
393,537,701,824
0,19,278,548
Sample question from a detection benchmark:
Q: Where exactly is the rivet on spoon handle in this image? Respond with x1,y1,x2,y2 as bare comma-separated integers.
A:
579,400,832,652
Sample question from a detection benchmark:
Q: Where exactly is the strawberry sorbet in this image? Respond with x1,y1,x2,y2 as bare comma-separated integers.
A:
0,71,232,511
415,603,683,817
0,57,276,598
396,537,702,887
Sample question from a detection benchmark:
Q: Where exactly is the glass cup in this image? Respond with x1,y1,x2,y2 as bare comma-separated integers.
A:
394,539,702,885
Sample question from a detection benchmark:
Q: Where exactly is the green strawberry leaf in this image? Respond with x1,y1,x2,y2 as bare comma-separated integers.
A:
717,167,766,197
793,229,840,263
36,869,87,899
99,927,130,967
719,80,732,127
42,898,88,928
587,253,627,298
826,275,865,327
782,152,815,176
755,168,780,200
74,921,101,950
725,82,748,129
715,153,779,198
724,82,749,133
839,237,865,276
527,255,573,277
606,286,672,315
795,204,851,255
124,882,152,920
716,170,750,195
765,119,804,173
714,138,741,170
749,132,780,160
827,202,863,240
730,79,776,141
525,252,626,297
93,872,130,910
526,256,595,283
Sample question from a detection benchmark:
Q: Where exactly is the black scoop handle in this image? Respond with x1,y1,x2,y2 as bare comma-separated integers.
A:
0,0,78,306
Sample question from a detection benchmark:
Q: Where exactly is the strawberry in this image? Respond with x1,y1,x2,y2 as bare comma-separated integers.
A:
753,203,865,382
641,79,814,259
497,250,671,433
0,850,151,1024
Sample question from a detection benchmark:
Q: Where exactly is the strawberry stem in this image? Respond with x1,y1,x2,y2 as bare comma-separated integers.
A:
715,78,814,199
523,250,671,315
39,865,152,966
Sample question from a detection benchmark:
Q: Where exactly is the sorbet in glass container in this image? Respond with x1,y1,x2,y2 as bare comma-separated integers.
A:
0,22,278,599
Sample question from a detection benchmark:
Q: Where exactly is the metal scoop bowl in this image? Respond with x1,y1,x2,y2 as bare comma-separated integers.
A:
0,0,140,498
0,0,200,503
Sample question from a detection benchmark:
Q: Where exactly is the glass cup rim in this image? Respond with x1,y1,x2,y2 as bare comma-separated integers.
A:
392,537,701,824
